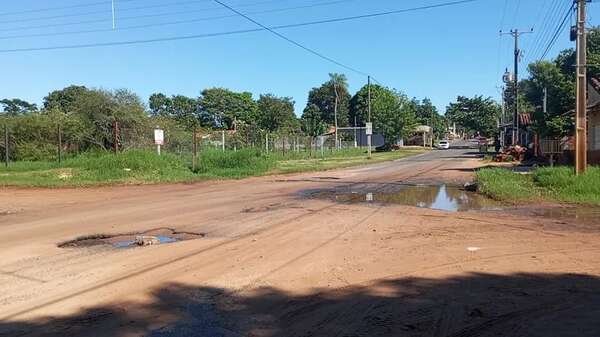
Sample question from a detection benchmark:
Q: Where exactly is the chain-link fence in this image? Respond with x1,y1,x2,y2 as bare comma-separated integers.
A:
1,116,373,166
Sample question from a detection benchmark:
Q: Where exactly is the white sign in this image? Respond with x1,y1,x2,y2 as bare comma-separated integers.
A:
365,122,373,135
154,129,164,145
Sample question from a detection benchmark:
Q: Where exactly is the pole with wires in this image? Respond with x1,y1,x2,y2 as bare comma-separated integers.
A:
367,76,372,159
575,0,587,174
333,79,339,150
501,28,532,145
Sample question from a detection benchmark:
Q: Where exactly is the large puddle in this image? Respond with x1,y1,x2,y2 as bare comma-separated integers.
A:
305,184,502,212
59,228,205,249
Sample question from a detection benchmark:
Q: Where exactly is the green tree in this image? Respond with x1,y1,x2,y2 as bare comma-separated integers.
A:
446,96,501,137
43,85,88,112
198,88,257,129
72,88,147,150
413,98,446,138
521,61,575,136
301,103,327,138
350,84,417,144
370,88,417,145
148,93,172,116
0,98,37,115
305,73,351,127
148,93,199,128
256,94,297,132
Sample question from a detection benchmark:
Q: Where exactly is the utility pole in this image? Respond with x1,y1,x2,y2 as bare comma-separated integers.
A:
333,80,339,150
501,29,533,145
367,76,372,158
575,0,587,174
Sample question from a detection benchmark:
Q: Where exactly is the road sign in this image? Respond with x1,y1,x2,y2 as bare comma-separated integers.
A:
154,129,164,145
366,123,373,135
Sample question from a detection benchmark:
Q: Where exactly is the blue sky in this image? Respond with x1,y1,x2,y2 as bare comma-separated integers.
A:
0,0,597,115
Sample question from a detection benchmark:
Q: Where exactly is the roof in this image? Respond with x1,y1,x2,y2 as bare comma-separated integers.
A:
519,112,533,126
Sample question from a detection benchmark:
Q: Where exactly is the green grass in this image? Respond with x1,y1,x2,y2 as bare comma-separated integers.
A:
476,166,600,205
0,147,427,187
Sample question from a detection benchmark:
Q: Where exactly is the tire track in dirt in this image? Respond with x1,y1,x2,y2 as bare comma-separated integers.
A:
0,201,343,320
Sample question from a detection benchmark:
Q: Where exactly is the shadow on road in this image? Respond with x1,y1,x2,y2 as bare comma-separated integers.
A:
2,272,600,337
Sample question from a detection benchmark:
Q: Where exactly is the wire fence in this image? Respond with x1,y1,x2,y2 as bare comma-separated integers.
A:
1,119,373,166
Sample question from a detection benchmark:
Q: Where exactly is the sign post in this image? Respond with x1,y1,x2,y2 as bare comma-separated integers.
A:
366,122,373,158
154,128,164,156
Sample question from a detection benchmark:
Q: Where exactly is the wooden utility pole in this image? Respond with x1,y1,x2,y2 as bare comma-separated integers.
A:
333,80,339,150
575,0,587,174
367,76,372,158
501,29,532,145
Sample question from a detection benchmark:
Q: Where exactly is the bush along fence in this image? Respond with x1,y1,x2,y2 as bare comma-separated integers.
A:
1,117,374,167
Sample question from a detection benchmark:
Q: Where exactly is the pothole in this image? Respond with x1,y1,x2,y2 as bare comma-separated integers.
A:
302,184,503,212
58,227,205,249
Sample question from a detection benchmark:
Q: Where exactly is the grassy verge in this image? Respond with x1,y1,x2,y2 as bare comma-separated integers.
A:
476,166,600,205
0,147,427,188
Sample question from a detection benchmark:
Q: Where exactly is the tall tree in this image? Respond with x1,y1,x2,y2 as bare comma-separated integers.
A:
43,85,88,112
0,98,37,115
350,84,417,143
198,88,257,129
304,73,351,127
301,103,327,138
521,61,575,136
413,98,446,138
446,96,501,137
148,93,172,116
256,94,297,132
72,88,146,150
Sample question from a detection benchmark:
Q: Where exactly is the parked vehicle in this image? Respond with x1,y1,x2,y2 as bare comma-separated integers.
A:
437,140,450,149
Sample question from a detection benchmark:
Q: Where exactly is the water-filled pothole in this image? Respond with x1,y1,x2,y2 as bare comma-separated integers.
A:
58,227,205,249
304,184,502,212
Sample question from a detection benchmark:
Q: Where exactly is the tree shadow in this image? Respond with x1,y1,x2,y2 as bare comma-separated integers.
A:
2,272,600,337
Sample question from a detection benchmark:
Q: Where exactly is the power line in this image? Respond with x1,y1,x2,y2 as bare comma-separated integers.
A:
0,0,358,40
527,0,568,62
211,0,370,76
526,0,561,59
538,3,574,61
0,0,482,54
0,0,144,17
0,0,291,25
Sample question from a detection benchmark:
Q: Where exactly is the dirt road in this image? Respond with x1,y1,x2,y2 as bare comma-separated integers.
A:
1,149,600,337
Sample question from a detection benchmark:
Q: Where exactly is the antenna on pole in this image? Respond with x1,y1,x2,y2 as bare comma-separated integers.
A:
111,0,116,30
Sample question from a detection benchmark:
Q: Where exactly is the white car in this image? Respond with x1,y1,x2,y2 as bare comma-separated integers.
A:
437,140,450,149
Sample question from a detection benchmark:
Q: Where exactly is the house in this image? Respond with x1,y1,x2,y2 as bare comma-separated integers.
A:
588,76,600,164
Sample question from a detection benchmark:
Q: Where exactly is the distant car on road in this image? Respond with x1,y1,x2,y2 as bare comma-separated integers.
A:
437,140,450,149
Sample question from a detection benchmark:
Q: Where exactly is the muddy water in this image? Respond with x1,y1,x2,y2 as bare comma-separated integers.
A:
58,228,204,248
305,184,502,212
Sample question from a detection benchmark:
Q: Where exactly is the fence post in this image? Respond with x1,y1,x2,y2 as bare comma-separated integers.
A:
4,123,8,168
282,136,286,156
192,126,197,171
265,133,269,153
57,123,62,164
113,121,119,154
221,130,225,152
